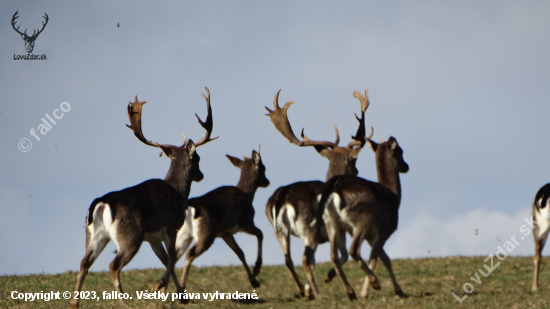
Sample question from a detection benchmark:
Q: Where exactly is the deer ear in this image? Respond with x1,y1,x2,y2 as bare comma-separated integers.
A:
251,150,261,165
367,139,378,152
348,147,362,159
315,146,332,160
226,155,243,169
388,136,398,151
186,140,196,155
159,145,174,158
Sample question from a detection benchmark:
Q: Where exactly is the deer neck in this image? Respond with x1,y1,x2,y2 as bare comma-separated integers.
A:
236,175,258,202
163,161,194,199
375,148,401,203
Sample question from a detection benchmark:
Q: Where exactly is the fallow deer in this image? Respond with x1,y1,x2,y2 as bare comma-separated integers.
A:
532,183,550,291
175,148,269,296
264,89,372,299
71,88,216,308
314,136,408,300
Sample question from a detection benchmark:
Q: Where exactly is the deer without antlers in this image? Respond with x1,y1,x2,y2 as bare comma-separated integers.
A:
315,136,409,301
265,89,372,299
174,148,269,298
71,88,216,308
11,11,48,53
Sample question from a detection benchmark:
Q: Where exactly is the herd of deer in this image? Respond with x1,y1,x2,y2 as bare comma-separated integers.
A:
69,87,549,308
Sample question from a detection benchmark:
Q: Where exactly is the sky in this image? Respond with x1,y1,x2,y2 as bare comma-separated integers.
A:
1,1,550,277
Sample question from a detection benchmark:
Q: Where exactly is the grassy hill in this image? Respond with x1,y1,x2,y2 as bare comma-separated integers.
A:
2,256,550,308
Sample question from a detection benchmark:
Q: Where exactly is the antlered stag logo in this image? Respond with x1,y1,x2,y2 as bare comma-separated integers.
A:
11,11,49,54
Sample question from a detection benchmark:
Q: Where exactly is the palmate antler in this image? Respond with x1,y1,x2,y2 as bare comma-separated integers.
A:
127,87,217,154
265,89,373,152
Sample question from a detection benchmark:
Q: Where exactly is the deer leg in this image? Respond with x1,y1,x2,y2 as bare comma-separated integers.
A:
71,230,109,309
150,238,184,295
223,235,260,288
348,229,380,299
327,223,356,301
149,242,171,293
533,236,547,291
150,241,169,266
275,231,306,297
378,248,406,297
358,235,387,298
179,237,214,295
326,229,347,283
302,239,323,300
240,221,263,276
109,239,142,307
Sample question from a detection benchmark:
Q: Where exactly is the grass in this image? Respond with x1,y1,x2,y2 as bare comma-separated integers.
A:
2,256,550,308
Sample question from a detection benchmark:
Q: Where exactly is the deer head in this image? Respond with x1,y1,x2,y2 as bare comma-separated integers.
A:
226,147,270,198
12,11,49,54
266,89,373,181
126,87,217,192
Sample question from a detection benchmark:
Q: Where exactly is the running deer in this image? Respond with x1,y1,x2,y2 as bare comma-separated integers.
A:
175,148,269,296
71,88,216,308
532,183,550,291
314,136,408,300
264,89,372,299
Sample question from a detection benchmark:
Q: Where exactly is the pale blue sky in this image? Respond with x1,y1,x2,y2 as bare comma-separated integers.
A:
1,1,550,275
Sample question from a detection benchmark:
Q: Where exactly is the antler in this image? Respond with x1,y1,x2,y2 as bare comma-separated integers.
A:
265,89,340,149
194,87,218,147
126,88,217,150
126,96,166,148
11,11,25,36
31,13,49,38
346,89,373,149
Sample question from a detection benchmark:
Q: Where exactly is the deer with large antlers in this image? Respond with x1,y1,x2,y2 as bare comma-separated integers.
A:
174,148,269,297
11,11,48,53
264,89,372,299
71,88,216,308
314,135,409,301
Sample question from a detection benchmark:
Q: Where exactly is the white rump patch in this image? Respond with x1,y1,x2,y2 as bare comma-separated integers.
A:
175,206,200,259
536,205,550,238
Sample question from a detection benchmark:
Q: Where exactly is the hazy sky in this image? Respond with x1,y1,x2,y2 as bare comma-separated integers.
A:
2,1,550,276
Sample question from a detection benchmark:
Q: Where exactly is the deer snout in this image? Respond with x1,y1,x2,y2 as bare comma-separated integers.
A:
193,170,204,182
399,161,409,173
259,177,270,188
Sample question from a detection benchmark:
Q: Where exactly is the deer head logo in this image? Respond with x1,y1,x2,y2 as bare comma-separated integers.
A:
11,11,49,54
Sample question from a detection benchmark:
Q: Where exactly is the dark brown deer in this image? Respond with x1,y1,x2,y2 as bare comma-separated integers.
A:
264,89,372,299
11,11,48,53
174,148,269,296
71,88,216,308
314,136,408,300
531,183,550,291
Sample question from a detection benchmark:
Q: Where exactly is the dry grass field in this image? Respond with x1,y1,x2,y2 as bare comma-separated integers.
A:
2,256,550,308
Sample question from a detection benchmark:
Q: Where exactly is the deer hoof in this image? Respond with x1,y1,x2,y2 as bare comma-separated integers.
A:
250,277,260,288
347,291,357,301
396,290,408,298
150,280,166,292
325,268,336,283
179,298,190,304
370,279,381,290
